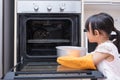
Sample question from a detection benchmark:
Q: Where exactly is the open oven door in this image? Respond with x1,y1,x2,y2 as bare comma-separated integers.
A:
4,61,105,80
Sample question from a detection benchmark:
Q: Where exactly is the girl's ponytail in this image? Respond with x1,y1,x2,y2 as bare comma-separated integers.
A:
113,28,120,53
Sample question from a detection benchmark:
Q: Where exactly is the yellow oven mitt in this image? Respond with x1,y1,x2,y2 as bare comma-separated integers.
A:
57,54,96,70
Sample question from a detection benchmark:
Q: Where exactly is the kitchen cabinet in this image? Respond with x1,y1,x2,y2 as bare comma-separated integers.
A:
84,0,111,4
84,0,111,2
3,0,14,78
84,0,120,4
111,0,120,5
0,0,3,78
112,0,120,2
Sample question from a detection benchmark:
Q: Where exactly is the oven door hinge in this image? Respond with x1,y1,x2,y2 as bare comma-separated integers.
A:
21,56,24,64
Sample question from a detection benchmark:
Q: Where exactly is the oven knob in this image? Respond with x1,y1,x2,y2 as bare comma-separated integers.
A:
60,3,66,12
47,6,52,11
34,5,39,11
60,6,65,11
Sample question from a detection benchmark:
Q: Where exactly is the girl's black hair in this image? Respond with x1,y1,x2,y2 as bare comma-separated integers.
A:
85,13,120,53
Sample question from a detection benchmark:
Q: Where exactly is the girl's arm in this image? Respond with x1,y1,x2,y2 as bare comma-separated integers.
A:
92,52,114,65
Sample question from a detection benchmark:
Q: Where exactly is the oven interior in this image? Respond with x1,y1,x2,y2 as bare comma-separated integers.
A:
26,19,72,56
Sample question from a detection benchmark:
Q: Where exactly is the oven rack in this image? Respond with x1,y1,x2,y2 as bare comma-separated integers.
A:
27,39,70,43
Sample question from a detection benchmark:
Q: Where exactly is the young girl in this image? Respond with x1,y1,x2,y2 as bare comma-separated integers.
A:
84,13,120,80
57,13,120,80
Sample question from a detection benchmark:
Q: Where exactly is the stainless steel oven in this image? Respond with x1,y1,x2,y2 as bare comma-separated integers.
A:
16,0,81,66
4,0,104,80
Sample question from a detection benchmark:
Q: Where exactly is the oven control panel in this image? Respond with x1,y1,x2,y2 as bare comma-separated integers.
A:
17,0,81,13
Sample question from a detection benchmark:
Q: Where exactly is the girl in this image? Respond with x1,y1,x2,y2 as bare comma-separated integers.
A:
57,13,120,80
84,13,120,80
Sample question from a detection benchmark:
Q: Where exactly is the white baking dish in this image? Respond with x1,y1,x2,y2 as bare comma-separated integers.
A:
56,46,86,57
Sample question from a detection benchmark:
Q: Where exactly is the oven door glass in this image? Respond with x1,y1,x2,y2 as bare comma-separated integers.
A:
26,19,72,56
18,14,80,60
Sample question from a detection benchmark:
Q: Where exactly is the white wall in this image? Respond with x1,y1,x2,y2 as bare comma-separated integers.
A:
0,0,3,78
84,4,120,31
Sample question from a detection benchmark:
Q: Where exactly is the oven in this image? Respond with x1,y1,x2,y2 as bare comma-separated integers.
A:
4,0,104,79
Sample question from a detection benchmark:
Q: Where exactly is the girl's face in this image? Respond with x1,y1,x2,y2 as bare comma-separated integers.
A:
86,24,97,43
86,23,109,44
